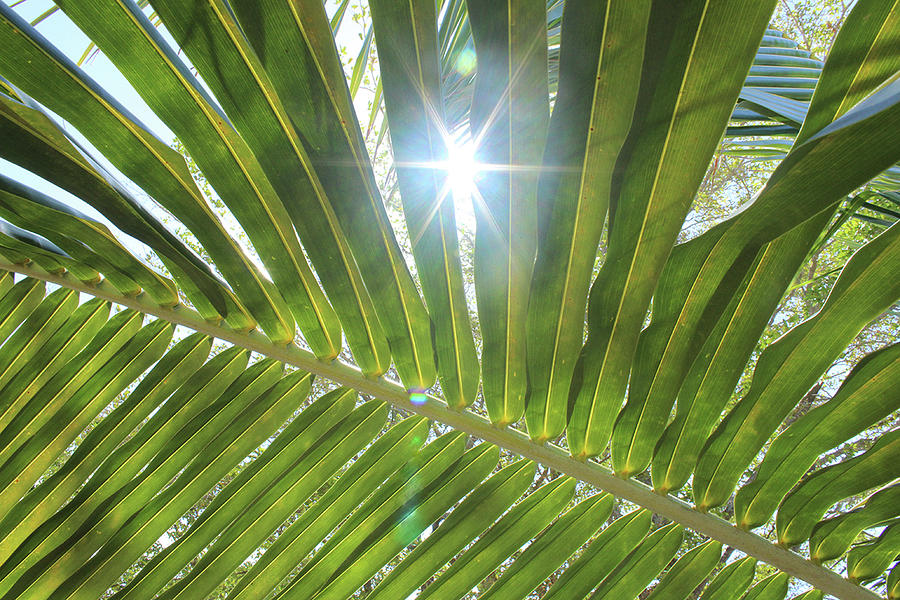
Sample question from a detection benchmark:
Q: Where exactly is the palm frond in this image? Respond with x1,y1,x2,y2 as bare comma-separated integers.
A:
0,1,898,599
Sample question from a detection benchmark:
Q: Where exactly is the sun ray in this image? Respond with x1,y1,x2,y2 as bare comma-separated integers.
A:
409,176,454,250
468,179,507,248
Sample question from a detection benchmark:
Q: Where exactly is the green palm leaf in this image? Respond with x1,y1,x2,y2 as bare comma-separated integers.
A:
525,0,648,443
467,0,548,427
369,0,477,407
847,522,900,584
571,0,776,462
0,1,897,599
700,556,758,600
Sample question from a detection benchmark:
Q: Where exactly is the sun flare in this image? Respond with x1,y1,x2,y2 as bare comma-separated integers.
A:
443,137,479,203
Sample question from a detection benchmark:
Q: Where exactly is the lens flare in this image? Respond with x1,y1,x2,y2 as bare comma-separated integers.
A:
444,137,479,204
455,48,476,75
409,389,428,406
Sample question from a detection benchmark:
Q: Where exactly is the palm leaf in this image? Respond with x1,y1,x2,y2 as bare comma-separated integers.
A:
368,0,478,408
0,1,897,599
467,0,549,427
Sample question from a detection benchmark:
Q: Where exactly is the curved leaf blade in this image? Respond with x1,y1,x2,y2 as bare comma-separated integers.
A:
478,492,615,600
694,222,900,510
466,0,549,426
52,0,341,354
525,0,648,441
570,0,776,461
368,0,478,407
230,0,435,385
736,342,900,529
776,431,900,548
699,557,757,600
